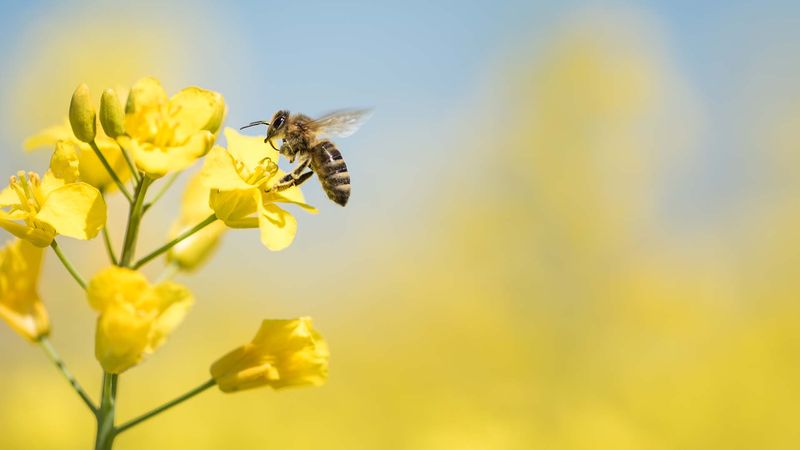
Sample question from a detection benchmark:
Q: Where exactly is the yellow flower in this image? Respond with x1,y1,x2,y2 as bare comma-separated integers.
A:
201,128,317,251
87,266,193,373
0,143,107,247
0,238,49,341
118,77,225,178
166,172,227,271
210,318,329,393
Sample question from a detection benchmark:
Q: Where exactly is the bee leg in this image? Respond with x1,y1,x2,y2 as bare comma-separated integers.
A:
270,159,311,192
272,171,314,192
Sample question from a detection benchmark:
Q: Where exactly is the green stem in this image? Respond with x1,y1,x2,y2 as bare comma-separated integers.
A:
131,214,218,270
89,141,133,203
94,373,118,450
114,137,141,184
143,171,181,213
38,336,97,413
50,239,87,290
119,177,153,267
102,227,119,265
116,379,216,434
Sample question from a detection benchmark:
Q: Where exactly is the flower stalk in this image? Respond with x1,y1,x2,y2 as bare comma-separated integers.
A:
38,336,97,413
119,177,153,267
116,379,216,434
132,213,218,270
89,141,133,202
50,239,87,289
94,373,118,450
101,226,119,265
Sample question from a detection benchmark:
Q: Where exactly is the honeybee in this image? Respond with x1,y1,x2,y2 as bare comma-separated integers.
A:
241,109,371,206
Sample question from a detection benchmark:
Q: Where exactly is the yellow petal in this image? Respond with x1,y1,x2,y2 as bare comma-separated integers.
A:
258,201,297,251
211,318,329,393
129,131,213,178
95,302,151,373
23,121,73,151
0,186,18,207
177,170,214,220
49,141,80,183
0,238,49,341
36,183,107,240
266,189,319,214
224,128,278,173
169,87,226,142
210,189,258,224
200,146,254,191
81,138,132,190
0,213,55,247
86,266,149,312
125,76,167,114
145,282,193,352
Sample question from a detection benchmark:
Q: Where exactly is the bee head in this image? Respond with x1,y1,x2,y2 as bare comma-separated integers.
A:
266,110,289,139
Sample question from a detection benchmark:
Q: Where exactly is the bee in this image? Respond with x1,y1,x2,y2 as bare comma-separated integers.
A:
241,109,371,207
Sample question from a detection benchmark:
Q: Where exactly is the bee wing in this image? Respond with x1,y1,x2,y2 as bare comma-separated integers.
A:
311,109,373,138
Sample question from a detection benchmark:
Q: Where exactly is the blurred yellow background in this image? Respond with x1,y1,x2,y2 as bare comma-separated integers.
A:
2,1,800,449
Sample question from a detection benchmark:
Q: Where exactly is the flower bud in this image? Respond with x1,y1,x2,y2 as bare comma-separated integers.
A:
99,89,125,138
69,83,96,143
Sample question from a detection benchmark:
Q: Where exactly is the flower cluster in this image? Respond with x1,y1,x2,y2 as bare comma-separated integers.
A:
0,77,330,449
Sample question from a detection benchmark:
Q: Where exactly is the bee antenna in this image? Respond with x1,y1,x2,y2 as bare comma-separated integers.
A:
240,120,270,130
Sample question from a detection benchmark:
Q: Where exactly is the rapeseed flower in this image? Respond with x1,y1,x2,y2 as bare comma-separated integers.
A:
201,128,316,251
119,77,225,178
211,318,329,392
0,142,107,247
88,266,193,373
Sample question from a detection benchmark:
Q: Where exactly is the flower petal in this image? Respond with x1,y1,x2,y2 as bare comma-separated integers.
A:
201,146,254,191
224,128,278,173
0,213,55,247
125,77,167,114
0,238,49,341
36,183,107,240
0,186,19,207
23,121,74,151
211,318,329,392
210,189,258,224
169,87,226,142
87,266,149,312
129,131,212,178
95,302,151,373
80,138,132,191
266,189,319,214
257,201,297,251
145,282,193,352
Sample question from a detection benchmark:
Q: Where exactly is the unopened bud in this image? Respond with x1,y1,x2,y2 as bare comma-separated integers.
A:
69,83,96,143
99,89,125,138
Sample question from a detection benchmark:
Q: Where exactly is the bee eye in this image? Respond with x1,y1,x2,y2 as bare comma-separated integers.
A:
274,116,285,128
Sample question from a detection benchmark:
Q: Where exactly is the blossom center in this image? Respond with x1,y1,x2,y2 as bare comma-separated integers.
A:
235,157,278,188
9,171,45,218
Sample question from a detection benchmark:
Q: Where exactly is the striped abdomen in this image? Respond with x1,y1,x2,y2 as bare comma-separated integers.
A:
310,140,351,206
